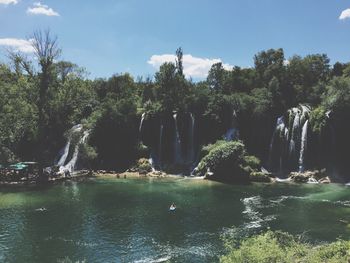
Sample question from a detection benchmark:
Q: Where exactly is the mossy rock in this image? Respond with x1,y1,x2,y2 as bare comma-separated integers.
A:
195,141,261,183
132,158,153,174
249,172,272,183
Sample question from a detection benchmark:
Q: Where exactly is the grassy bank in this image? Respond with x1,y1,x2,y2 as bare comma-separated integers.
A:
221,231,350,263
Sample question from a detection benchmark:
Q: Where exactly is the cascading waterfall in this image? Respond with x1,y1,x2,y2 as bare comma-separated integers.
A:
55,124,83,167
173,113,183,164
139,113,157,170
269,105,310,173
59,129,90,175
188,113,195,164
289,108,300,155
298,120,309,172
224,111,239,141
56,141,71,167
268,116,287,172
139,113,145,133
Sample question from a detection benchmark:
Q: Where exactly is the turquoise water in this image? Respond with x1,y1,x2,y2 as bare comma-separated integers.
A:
0,177,350,262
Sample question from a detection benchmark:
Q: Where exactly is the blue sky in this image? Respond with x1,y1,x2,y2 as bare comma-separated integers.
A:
0,0,350,79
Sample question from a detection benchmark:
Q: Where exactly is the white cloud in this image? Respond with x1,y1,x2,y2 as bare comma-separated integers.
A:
148,54,233,78
0,38,35,53
339,8,350,20
27,2,59,16
0,0,18,5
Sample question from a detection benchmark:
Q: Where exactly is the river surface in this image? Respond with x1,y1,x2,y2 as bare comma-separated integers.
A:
0,177,350,263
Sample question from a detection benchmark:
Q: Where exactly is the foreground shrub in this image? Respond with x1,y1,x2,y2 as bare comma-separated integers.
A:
220,231,350,263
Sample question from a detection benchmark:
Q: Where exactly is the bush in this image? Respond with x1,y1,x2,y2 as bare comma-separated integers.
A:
310,106,327,134
242,155,261,173
220,231,350,263
195,141,260,183
199,140,227,160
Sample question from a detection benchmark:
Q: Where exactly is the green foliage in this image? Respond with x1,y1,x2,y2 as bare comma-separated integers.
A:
199,140,227,160
0,66,37,163
79,143,97,167
143,100,163,118
133,158,153,174
254,48,285,86
154,62,189,112
242,155,261,172
0,41,349,173
310,106,327,134
250,88,273,118
207,62,226,92
322,77,350,114
220,231,350,263
89,98,138,170
195,141,260,182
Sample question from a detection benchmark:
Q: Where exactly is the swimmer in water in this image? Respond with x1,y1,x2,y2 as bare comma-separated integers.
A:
35,207,47,212
169,203,176,211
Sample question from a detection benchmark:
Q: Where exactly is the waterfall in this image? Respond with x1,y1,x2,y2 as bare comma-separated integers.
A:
289,109,300,155
56,141,71,167
139,113,145,133
269,105,311,173
148,152,156,172
139,112,155,170
59,129,90,175
299,120,309,172
224,111,239,141
173,113,183,164
55,124,83,166
188,114,195,164
268,116,285,170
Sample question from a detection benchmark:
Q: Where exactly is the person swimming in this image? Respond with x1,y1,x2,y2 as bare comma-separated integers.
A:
35,207,47,212
169,203,176,211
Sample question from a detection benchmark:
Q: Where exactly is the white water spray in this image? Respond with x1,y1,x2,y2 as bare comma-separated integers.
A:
298,120,309,172
173,113,183,164
59,129,90,175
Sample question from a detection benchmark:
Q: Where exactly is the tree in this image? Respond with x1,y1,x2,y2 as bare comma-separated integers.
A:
55,61,79,83
155,62,181,112
207,62,226,92
254,48,285,86
175,47,184,77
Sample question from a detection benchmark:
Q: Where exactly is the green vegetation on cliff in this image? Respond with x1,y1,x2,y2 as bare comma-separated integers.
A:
1,31,350,176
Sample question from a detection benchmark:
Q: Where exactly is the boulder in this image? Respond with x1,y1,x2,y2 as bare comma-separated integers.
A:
319,176,331,184
249,172,273,183
288,170,330,183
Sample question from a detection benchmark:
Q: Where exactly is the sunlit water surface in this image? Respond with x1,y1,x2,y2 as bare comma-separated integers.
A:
0,177,350,262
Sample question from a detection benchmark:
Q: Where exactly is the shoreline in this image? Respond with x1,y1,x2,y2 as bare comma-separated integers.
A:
0,170,182,188
0,169,345,188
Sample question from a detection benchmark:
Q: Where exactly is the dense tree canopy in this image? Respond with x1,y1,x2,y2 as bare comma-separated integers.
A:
0,31,349,176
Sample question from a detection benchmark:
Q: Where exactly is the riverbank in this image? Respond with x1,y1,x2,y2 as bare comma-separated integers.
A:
0,170,182,187
0,168,339,188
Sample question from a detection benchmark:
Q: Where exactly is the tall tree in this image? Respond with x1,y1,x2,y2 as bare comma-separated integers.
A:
34,30,61,177
207,62,225,92
175,47,184,77
254,48,285,86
